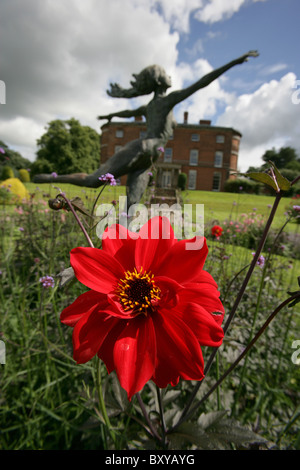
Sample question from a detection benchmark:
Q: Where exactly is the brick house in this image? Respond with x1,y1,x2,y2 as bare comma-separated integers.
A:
100,112,241,191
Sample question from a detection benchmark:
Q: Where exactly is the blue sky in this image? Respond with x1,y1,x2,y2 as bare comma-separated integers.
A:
0,0,299,172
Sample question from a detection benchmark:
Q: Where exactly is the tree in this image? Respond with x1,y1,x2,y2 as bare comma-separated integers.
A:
31,118,101,176
247,146,300,175
261,146,299,169
0,140,32,172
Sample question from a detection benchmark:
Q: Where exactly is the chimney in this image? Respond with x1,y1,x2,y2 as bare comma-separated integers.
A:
199,119,211,126
183,111,188,124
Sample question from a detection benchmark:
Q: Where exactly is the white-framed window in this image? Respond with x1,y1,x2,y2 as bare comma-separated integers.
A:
216,135,225,143
116,129,124,138
188,170,197,190
212,172,221,191
191,133,200,142
162,171,171,188
189,149,198,166
164,148,173,163
214,151,223,167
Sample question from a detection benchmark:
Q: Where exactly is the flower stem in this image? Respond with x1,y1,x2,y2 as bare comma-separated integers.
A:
136,392,162,443
96,357,116,446
58,193,95,248
156,386,167,446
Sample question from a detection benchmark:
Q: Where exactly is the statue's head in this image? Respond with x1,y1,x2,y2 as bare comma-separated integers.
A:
107,65,172,98
130,65,172,95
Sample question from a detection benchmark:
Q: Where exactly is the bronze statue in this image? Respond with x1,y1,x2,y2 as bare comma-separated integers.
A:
34,51,259,206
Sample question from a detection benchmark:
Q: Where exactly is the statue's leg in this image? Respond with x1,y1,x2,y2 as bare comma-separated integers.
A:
33,139,149,187
126,168,150,209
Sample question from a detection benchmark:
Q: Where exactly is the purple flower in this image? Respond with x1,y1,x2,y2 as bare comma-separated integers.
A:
51,172,58,178
99,173,117,186
157,146,164,153
252,252,265,268
0,147,5,154
19,227,24,232
292,205,300,212
148,171,153,176
39,275,55,288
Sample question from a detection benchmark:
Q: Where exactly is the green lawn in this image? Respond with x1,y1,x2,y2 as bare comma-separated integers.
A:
181,189,298,232
22,183,298,234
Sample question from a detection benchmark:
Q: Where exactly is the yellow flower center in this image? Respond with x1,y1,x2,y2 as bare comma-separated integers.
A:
117,267,161,315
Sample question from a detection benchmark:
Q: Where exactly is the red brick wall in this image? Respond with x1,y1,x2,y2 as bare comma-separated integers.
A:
100,118,241,191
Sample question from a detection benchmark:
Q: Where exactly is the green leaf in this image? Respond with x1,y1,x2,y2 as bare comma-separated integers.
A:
243,171,278,191
269,161,291,191
168,413,268,450
242,160,292,192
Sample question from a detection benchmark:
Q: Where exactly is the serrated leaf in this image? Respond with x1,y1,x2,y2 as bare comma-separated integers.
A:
269,161,291,191
198,410,228,430
111,371,130,411
168,416,267,450
57,266,75,286
208,417,267,448
168,422,212,449
162,389,182,407
243,171,278,191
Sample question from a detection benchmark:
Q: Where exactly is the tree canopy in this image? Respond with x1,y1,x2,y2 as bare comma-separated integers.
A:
247,146,300,180
31,118,101,176
0,140,32,171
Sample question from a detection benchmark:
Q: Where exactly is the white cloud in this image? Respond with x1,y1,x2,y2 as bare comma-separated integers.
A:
0,0,180,160
194,0,246,24
216,73,300,171
153,0,204,33
260,63,288,76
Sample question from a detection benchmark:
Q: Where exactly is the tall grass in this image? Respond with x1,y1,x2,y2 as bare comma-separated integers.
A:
0,183,299,449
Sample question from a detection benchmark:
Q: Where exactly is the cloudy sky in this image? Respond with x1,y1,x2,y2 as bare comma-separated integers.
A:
0,0,299,172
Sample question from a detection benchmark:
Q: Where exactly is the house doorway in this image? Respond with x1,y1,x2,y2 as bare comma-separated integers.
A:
162,171,171,188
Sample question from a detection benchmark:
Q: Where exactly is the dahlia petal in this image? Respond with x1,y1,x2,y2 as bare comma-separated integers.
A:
72,309,119,364
171,301,224,347
60,290,106,326
156,237,208,284
70,247,124,293
196,270,219,287
135,216,177,273
112,315,156,400
106,293,140,319
154,275,184,308
152,310,204,388
97,320,129,373
102,224,138,271
183,282,225,315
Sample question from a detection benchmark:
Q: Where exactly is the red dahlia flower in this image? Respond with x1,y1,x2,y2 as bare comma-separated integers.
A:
61,216,225,400
211,225,223,238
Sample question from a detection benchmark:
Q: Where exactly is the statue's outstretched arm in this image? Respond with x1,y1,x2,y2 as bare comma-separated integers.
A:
106,83,141,98
167,50,259,106
97,105,147,122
